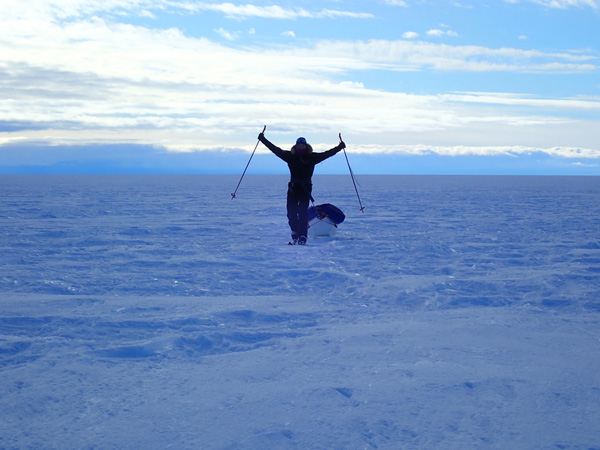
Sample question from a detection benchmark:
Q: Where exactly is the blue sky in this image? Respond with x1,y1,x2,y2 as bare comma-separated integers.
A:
0,0,599,174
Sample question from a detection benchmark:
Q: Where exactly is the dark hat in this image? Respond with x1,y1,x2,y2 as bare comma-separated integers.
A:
292,138,312,156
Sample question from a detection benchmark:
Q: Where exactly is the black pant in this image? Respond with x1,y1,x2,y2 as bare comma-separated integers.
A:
287,183,311,239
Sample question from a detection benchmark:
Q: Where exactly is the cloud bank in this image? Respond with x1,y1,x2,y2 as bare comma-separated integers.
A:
0,0,598,173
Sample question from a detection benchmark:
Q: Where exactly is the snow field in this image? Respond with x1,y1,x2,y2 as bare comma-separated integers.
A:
1,175,599,449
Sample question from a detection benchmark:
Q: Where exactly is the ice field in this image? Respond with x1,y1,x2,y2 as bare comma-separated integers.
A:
1,174,599,449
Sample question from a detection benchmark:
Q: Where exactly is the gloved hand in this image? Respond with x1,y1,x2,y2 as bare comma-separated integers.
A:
338,140,346,150
258,132,265,140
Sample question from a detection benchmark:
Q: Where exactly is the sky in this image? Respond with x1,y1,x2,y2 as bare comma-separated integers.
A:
0,0,599,174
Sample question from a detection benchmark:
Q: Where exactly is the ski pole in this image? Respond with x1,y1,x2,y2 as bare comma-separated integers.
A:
231,125,266,199
340,133,365,213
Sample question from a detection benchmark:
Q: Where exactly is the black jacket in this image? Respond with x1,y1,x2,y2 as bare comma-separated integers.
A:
259,135,345,185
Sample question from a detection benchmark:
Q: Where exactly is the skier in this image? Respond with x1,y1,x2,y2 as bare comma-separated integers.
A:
258,132,346,245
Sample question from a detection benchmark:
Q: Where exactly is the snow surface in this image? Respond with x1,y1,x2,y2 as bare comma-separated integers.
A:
1,174,599,450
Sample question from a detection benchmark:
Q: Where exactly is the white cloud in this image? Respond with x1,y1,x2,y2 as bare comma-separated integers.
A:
171,2,374,19
534,0,597,8
0,136,27,146
0,0,597,160
309,39,597,73
0,0,375,22
402,31,419,39
505,0,599,7
346,144,600,158
214,27,240,41
316,9,375,19
450,1,474,8
427,29,445,37
442,91,600,109
139,9,156,19
426,29,458,37
282,31,296,38
384,0,409,6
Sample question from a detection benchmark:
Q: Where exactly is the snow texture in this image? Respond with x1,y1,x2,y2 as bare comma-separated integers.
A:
1,174,599,450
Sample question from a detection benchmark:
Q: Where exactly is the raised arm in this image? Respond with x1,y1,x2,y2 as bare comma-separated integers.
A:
312,140,346,164
258,133,287,160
